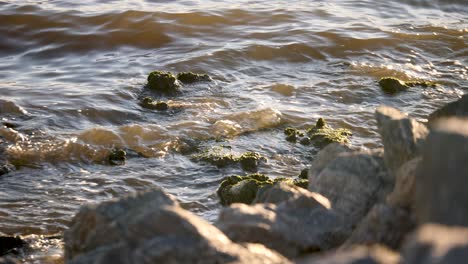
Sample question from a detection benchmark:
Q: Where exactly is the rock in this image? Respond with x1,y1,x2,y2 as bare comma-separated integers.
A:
428,94,468,123
0,163,15,176
65,188,289,264
309,149,391,225
0,100,27,115
415,118,468,226
386,157,421,209
177,72,211,84
295,245,400,264
139,97,169,111
308,143,352,180
253,182,312,205
284,118,352,147
402,224,468,264
343,203,415,250
0,236,26,256
191,146,266,171
108,149,126,166
375,106,428,176
146,70,181,95
217,174,307,206
216,191,347,258
238,151,265,172
378,77,436,94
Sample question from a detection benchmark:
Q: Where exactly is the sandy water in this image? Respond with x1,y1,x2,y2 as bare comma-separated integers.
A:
0,0,467,262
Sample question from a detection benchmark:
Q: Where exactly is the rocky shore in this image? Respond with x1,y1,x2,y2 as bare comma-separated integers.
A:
54,93,468,263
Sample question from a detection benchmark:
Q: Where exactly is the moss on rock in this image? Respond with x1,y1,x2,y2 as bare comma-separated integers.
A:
285,118,351,147
108,149,126,166
217,173,309,205
177,72,211,84
140,97,169,111
147,70,180,95
379,77,437,94
191,146,266,171
238,151,266,172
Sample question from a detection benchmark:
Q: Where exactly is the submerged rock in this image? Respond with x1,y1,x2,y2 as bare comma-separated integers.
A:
0,236,26,256
284,118,351,147
191,146,266,171
216,190,347,258
177,72,211,84
139,97,169,111
375,106,428,176
296,245,400,264
146,70,181,95
428,94,468,123
108,149,126,166
217,174,308,206
379,77,436,94
415,118,468,226
402,224,468,264
0,163,15,176
64,188,289,264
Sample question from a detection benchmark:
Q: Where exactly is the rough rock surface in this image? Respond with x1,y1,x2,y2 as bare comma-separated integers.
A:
253,182,311,205
64,188,289,264
415,118,468,226
146,70,181,95
386,157,421,209
216,191,347,258
307,143,352,180
343,203,415,249
428,94,468,123
375,106,428,175
296,245,400,264
308,148,391,225
402,224,468,264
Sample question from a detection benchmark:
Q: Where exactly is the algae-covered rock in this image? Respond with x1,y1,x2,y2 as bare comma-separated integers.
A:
139,97,169,111
284,118,351,147
217,174,308,206
191,146,266,171
146,70,180,95
108,149,126,166
379,77,436,94
177,72,211,84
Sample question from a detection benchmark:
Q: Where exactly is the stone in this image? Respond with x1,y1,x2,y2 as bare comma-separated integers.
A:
386,157,421,209
343,203,415,250
402,224,468,264
378,77,410,94
216,191,348,258
176,72,211,84
296,245,400,264
0,236,26,256
307,143,352,181
375,106,428,176
139,97,169,111
428,94,468,123
0,163,14,176
415,118,468,226
65,188,289,264
146,70,180,95
191,146,266,171
253,182,311,205
238,151,265,172
284,119,352,147
108,149,126,166
309,149,391,225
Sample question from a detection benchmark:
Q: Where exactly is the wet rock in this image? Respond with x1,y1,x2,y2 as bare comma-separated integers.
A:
296,245,400,264
375,106,428,176
284,119,351,147
0,163,15,176
379,77,436,94
299,168,308,179
217,173,307,206
253,181,312,205
386,157,421,209
191,146,266,171
108,149,126,166
343,203,415,250
176,72,211,84
216,191,348,258
402,224,468,264
0,100,27,115
415,118,468,226
428,94,468,123
146,70,181,95
0,236,26,256
308,148,391,225
238,151,265,172
139,97,169,111
65,187,289,264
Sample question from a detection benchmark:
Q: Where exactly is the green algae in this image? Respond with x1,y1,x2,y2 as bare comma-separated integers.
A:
217,173,309,205
177,72,211,84
191,146,266,171
147,70,180,95
284,118,351,147
379,77,437,94
108,149,126,166
140,97,169,111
